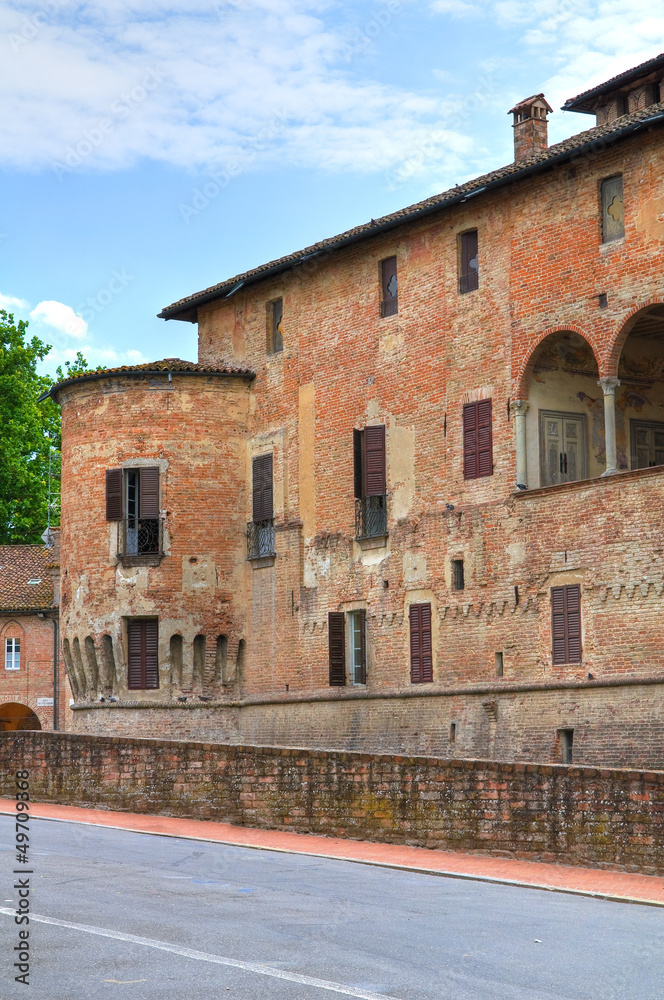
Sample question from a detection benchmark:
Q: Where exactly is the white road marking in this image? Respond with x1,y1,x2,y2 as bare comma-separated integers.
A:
0,908,402,999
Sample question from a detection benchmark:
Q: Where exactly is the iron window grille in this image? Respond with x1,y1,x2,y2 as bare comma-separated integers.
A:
247,518,275,559
355,494,387,539
117,516,163,556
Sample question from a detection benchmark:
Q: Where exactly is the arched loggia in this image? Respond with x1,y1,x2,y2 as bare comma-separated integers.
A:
515,330,603,488
612,304,664,471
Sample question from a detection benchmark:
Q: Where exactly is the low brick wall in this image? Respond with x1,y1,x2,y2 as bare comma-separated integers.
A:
3,732,664,874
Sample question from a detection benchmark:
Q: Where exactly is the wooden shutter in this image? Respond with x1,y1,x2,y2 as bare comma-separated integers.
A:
353,429,363,499
127,620,159,690
328,612,346,686
381,257,398,316
357,608,367,685
551,585,582,665
463,400,492,479
409,603,433,683
252,454,274,522
601,175,624,242
460,230,478,292
106,468,122,520
364,425,386,496
139,467,160,518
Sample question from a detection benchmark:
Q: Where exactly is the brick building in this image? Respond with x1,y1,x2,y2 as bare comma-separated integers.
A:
45,54,664,767
0,535,65,731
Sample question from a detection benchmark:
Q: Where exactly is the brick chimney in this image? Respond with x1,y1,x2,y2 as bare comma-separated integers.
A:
509,94,552,162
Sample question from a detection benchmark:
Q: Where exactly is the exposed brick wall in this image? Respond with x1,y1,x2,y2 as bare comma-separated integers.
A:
0,615,67,731
3,731,664,875
71,680,664,769
56,122,664,764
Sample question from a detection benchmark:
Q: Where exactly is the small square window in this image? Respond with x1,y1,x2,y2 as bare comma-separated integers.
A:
451,559,464,591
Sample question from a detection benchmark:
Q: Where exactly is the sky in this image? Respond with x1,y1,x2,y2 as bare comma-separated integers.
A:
1,0,663,375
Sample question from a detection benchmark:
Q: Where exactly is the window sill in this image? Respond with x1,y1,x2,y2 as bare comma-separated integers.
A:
249,554,276,569
355,534,388,550
117,553,164,568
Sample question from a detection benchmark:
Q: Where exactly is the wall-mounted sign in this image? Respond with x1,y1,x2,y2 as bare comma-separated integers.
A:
37,698,54,707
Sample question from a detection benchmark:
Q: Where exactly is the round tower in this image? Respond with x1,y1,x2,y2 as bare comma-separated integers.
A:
46,358,254,736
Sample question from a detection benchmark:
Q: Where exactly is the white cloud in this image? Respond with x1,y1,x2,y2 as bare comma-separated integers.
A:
0,0,473,178
0,292,29,311
30,300,88,339
430,0,477,15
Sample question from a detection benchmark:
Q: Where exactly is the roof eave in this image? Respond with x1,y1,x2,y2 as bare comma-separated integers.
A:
158,111,664,323
38,365,255,404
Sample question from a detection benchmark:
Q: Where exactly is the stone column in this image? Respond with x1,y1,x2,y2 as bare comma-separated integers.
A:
512,399,530,487
598,376,620,476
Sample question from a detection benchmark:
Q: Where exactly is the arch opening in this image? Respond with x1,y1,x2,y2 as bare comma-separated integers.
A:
615,305,664,472
0,703,42,732
522,331,602,488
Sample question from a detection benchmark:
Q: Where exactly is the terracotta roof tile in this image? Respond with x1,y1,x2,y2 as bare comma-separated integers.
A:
159,103,664,320
0,546,54,611
40,357,255,402
563,52,664,112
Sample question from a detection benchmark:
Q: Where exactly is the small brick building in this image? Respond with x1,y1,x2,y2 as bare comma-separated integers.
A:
0,536,65,731
45,54,664,767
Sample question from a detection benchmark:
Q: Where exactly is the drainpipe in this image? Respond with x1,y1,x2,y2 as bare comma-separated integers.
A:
42,611,59,730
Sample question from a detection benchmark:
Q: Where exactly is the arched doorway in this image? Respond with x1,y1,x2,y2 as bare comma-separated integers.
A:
616,305,664,471
523,331,602,488
0,703,42,732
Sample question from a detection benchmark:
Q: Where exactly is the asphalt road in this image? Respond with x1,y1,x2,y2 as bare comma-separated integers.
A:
0,814,662,1000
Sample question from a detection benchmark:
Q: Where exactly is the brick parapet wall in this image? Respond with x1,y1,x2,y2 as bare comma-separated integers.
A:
3,731,664,874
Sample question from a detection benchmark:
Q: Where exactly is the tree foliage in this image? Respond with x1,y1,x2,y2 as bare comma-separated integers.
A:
0,310,93,544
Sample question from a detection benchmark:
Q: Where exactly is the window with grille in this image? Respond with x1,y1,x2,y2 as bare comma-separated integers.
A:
106,466,161,556
353,425,387,538
248,453,275,558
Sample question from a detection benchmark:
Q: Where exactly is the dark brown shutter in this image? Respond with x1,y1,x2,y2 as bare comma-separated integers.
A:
364,425,386,496
106,468,122,521
252,454,274,522
409,603,432,683
328,612,346,686
381,257,398,316
357,608,367,685
460,230,478,292
463,403,478,479
551,585,582,665
463,400,492,479
353,428,363,499
139,467,160,518
127,620,159,690
477,399,493,477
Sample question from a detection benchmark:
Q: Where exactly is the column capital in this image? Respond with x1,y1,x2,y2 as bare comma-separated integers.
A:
598,376,620,395
512,398,530,416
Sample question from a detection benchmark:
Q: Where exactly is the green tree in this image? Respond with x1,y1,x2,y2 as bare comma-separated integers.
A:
0,311,93,544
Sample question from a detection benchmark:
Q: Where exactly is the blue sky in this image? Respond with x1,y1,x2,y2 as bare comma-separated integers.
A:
1,0,663,374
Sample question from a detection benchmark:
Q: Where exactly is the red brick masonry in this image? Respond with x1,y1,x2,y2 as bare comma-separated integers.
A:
2,731,663,876
2,799,661,906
